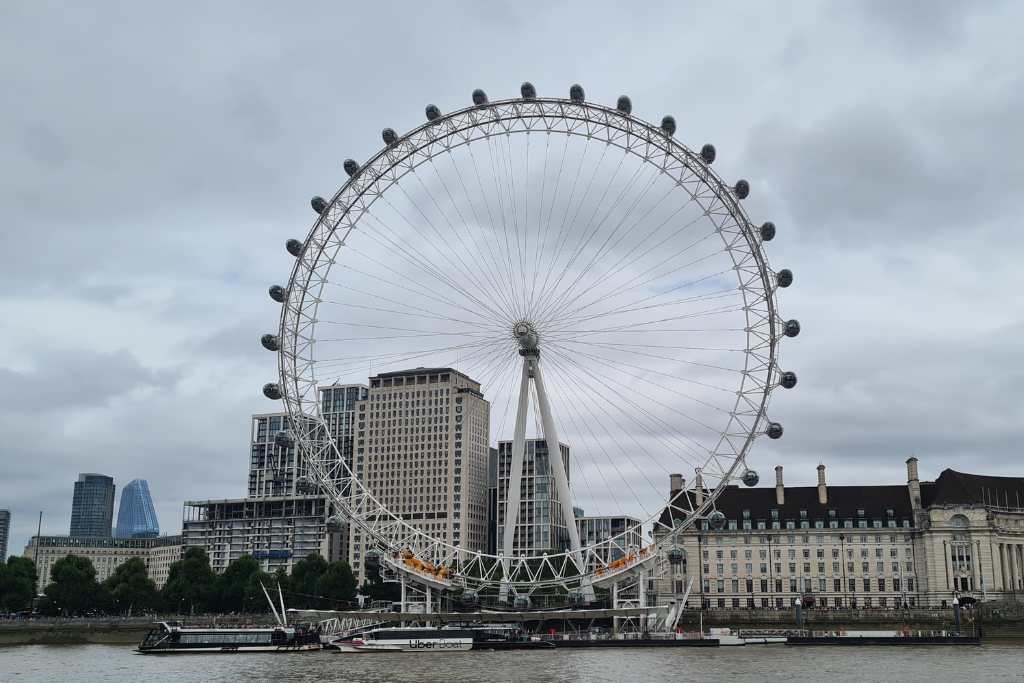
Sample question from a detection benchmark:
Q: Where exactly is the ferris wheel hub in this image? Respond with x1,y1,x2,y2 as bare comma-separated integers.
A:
512,320,539,352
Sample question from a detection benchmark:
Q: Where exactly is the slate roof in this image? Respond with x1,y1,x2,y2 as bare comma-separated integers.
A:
922,469,1024,508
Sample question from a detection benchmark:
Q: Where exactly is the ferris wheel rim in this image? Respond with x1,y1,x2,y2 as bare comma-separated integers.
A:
274,94,784,586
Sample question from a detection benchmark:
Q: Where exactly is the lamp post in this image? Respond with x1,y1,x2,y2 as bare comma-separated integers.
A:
839,534,848,608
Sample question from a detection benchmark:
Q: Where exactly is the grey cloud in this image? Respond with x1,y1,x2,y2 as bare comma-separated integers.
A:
1,0,1022,555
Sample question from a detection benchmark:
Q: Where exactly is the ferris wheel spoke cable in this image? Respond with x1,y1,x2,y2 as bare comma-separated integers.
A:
481,135,522,317
532,144,627,320
533,139,597,310
540,228,723,330
327,258,498,323
544,288,741,338
541,350,660,518
543,343,713,468
426,157,518,316
533,160,663,323
537,169,673,323
555,343,739,417
356,214,510,325
540,353,644,519
405,170,508,312
529,133,572,314
552,206,717,323
465,143,521,310
374,191,513,325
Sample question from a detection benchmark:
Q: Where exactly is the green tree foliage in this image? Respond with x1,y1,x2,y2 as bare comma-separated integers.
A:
0,557,38,612
216,554,261,613
44,555,104,616
243,570,280,615
290,554,328,608
104,557,160,615
161,547,217,614
318,561,357,606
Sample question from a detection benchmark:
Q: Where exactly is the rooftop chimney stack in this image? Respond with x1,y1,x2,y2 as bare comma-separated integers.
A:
775,465,785,506
906,456,921,511
817,464,828,505
695,467,705,507
670,473,683,495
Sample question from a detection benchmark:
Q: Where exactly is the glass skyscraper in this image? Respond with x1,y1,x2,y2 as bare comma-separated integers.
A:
70,473,116,537
115,479,160,538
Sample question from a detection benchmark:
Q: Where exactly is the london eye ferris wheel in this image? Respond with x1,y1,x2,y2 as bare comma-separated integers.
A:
259,83,799,599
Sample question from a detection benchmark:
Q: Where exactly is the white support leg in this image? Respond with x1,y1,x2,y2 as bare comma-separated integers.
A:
400,575,407,613
500,360,532,601
426,586,432,614
532,360,584,572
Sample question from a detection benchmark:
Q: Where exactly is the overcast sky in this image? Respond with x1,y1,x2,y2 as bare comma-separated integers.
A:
2,1,1022,557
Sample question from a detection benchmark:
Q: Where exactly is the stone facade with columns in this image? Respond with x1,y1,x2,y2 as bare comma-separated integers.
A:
655,458,1024,609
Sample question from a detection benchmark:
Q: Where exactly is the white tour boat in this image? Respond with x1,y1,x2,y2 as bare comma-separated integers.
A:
339,627,473,653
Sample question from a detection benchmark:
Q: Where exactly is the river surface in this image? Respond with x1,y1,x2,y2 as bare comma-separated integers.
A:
2,643,1023,682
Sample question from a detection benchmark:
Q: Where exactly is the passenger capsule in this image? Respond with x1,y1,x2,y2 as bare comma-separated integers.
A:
708,510,726,530
567,590,587,605
766,422,784,439
520,81,536,99
760,221,776,241
784,319,801,338
263,383,282,400
513,596,531,609
268,285,286,303
616,95,632,114
295,475,315,494
777,269,793,288
343,159,359,177
462,589,480,605
701,144,716,164
780,371,798,389
668,548,685,564
286,239,303,257
274,430,294,449
472,89,488,106
382,128,398,146
735,179,750,199
311,196,327,214
742,469,760,487
260,334,279,351
569,84,585,102
425,104,441,121
661,115,676,136
327,513,345,530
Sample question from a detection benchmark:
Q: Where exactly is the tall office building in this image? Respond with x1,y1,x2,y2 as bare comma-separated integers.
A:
0,509,10,560
70,473,115,537
496,438,571,556
249,384,368,498
349,367,490,583
115,479,160,538
185,384,367,574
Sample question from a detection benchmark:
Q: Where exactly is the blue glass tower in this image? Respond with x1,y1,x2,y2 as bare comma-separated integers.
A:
115,479,160,538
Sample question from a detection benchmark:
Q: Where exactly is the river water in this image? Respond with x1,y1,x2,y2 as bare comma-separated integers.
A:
1,643,1023,682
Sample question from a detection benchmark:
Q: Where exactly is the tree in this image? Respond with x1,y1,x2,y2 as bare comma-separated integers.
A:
216,555,261,613
161,547,217,614
104,557,159,615
44,555,103,616
243,570,279,615
0,557,38,612
290,554,328,608
318,561,357,607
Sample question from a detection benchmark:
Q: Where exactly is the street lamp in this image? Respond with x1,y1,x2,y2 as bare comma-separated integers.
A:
839,534,848,608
